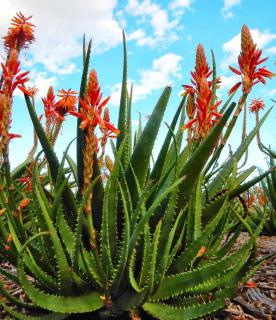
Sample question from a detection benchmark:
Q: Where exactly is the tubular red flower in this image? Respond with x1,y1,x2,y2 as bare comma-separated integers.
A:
17,163,43,192
227,82,241,95
8,133,21,140
17,176,32,192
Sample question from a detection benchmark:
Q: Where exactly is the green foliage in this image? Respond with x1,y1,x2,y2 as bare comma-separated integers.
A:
245,156,276,235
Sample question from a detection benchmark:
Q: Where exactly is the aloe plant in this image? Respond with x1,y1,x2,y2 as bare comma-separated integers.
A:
244,159,276,235
0,13,275,320
262,164,276,234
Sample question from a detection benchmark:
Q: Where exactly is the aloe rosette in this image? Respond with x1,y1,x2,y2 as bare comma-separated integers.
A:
245,158,276,235
0,13,275,320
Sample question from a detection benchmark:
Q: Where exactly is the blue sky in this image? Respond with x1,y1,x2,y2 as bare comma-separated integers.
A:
1,0,276,169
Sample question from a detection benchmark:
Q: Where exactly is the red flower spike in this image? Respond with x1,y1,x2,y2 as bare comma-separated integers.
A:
70,69,119,137
228,25,274,95
195,44,211,78
87,70,101,106
42,86,55,109
42,86,58,126
250,98,265,113
182,44,222,141
1,49,30,97
3,12,35,51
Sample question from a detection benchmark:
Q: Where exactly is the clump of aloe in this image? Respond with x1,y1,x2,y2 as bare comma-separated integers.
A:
0,13,275,320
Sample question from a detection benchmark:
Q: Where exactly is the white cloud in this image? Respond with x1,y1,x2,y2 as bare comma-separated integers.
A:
127,29,146,41
268,88,276,96
12,70,57,99
220,74,240,91
186,35,192,42
109,83,124,108
115,9,127,29
223,0,241,10
132,119,139,126
125,0,182,48
169,0,192,10
29,71,57,99
222,11,234,19
0,0,122,74
221,28,276,70
221,0,241,19
266,46,276,55
110,53,182,105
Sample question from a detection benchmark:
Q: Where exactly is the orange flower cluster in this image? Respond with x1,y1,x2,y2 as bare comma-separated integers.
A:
42,87,77,122
256,188,268,207
3,12,35,51
246,192,255,208
0,12,35,155
55,88,78,119
250,98,265,113
41,87,78,144
244,187,268,209
70,70,118,135
228,25,274,95
182,44,222,141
